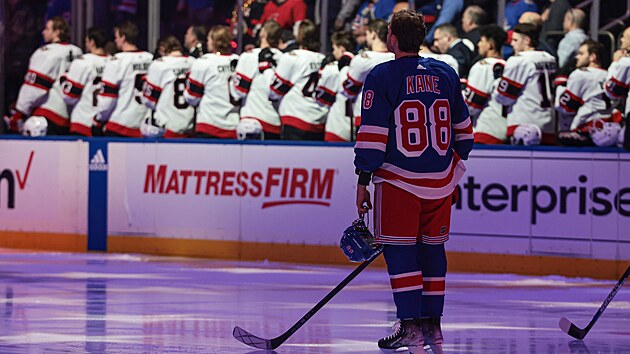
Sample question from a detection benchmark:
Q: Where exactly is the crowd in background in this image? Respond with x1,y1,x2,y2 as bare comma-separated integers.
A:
1,0,629,148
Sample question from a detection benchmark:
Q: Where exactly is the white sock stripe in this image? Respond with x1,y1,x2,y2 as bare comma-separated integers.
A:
422,291,446,295
392,285,423,293
390,271,423,279
423,277,446,282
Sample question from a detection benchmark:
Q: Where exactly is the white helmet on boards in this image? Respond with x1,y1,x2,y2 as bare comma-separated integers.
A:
589,121,621,147
22,116,48,137
237,118,264,140
510,123,542,146
140,112,165,138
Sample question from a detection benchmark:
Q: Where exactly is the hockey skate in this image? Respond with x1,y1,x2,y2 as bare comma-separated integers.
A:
378,319,426,354
420,317,444,354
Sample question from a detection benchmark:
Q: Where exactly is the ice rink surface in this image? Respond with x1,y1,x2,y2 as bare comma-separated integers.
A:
0,249,628,353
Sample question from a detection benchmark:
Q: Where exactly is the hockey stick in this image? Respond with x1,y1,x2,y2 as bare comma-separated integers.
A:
233,248,383,350
559,265,630,339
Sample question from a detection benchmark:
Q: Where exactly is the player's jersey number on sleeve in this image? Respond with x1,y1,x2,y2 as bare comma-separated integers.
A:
394,99,451,157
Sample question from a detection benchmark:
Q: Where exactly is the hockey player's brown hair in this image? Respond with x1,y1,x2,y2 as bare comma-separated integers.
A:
389,10,426,53
331,31,356,53
115,21,140,45
161,35,183,54
262,20,282,48
513,23,540,48
297,20,320,52
368,19,389,44
209,25,232,54
581,38,605,66
50,16,71,43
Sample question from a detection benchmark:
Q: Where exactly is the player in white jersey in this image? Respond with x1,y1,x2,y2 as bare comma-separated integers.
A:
61,27,109,136
316,31,356,142
556,39,622,146
7,17,82,135
185,25,240,138
419,47,459,74
230,20,283,139
493,23,557,145
604,32,630,150
142,36,195,138
97,21,153,137
342,19,394,127
462,25,508,144
269,20,328,140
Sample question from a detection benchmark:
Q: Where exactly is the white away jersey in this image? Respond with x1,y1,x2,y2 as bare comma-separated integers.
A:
342,51,394,122
16,42,82,127
463,57,507,143
605,57,630,115
62,53,109,135
97,50,154,137
185,53,240,138
419,52,459,75
493,50,557,136
231,48,282,135
143,55,195,136
269,49,328,132
556,67,614,131
317,60,354,141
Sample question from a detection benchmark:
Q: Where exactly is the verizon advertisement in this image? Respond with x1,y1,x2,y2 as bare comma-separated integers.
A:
107,143,358,244
0,140,88,234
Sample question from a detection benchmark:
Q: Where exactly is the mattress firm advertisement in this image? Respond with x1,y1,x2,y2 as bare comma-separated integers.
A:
0,140,88,234
106,142,629,260
107,143,359,245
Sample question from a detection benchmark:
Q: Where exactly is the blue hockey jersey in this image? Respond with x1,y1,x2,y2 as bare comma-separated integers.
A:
354,56,473,199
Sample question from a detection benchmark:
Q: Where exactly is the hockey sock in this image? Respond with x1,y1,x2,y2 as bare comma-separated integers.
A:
383,244,423,319
417,243,447,317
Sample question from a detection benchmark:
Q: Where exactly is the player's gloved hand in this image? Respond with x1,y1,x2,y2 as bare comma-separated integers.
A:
258,48,276,73
4,110,25,133
337,53,353,70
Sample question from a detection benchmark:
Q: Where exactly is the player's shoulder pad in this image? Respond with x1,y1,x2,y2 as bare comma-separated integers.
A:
288,50,297,56
156,57,164,62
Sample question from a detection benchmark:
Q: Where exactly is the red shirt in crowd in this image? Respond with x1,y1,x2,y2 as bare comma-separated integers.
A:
259,0,307,29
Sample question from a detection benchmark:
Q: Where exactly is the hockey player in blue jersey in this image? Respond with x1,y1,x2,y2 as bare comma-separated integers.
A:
353,9,473,354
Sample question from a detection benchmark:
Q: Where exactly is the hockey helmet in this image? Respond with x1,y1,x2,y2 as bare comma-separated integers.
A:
22,117,48,137
340,218,383,262
589,121,621,147
510,123,542,146
237,118,264,140
140,112,165,138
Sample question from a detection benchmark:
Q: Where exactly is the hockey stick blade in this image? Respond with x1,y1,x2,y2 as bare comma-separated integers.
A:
559,265,630,340
233,248,383,350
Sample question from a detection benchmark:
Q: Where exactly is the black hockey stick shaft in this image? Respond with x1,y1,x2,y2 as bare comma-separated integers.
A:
560,265,630,339
234,249,383,350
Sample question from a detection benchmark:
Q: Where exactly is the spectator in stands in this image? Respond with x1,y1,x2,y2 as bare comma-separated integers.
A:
259,0,307,30
433,23,474,77
420,0,464,43
557,8,587,69
184,25,206,58
461,5,486,50
504,0,537,31
541,0,571,48
334,0,362,30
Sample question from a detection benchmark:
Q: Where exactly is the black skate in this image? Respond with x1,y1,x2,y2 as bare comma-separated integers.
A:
378,319,426,353
420,317,443,354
